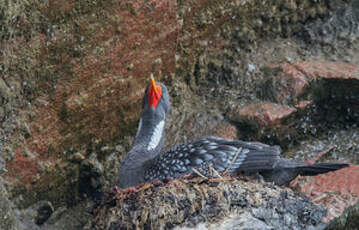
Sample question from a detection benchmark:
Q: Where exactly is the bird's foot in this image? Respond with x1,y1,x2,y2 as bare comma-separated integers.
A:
121,186,138,194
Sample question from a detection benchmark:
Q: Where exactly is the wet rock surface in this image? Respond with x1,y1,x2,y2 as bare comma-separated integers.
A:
228,61,359,147
34,201,54,225
302,2,359,47
326,200,359,230
79,153,105,197
0,0,358,229
0,178,21,230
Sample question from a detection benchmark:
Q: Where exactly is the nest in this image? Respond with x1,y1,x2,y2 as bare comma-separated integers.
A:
86,175,327,230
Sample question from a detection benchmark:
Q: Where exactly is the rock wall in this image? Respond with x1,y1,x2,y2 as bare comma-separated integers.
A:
0,0,358,229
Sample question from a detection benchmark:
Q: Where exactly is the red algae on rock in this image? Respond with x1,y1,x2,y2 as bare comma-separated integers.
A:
291,165,359,221
4,0,179,206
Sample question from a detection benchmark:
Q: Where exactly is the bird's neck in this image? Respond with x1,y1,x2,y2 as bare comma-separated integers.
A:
123,117,166,169
134,117,165,152
118,117,166,188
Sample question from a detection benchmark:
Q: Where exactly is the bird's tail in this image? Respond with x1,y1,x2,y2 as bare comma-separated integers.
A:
295,163,349,176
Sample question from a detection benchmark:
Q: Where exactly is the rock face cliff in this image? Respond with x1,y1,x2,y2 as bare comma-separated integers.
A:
0,0,358,229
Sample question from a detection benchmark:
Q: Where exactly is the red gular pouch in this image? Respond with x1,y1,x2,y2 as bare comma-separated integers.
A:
148,77,162,109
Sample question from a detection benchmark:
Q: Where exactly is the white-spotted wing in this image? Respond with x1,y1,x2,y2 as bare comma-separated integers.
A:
144,136,281,181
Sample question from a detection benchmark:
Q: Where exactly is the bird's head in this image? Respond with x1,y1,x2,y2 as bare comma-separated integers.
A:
142,76,170,120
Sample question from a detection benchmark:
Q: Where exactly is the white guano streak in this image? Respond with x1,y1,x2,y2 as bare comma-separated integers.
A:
135,118,143,138
147,120,165,151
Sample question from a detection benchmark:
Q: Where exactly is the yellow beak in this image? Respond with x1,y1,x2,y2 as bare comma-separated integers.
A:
150,75,158,93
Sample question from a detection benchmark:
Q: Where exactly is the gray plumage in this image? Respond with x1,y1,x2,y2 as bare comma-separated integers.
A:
118,81,349,189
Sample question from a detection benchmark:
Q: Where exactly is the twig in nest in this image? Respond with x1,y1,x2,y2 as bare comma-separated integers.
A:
192,168,208,179
209,164,222,178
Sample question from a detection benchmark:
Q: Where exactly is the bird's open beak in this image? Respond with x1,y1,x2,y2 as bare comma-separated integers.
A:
147,75,162,109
